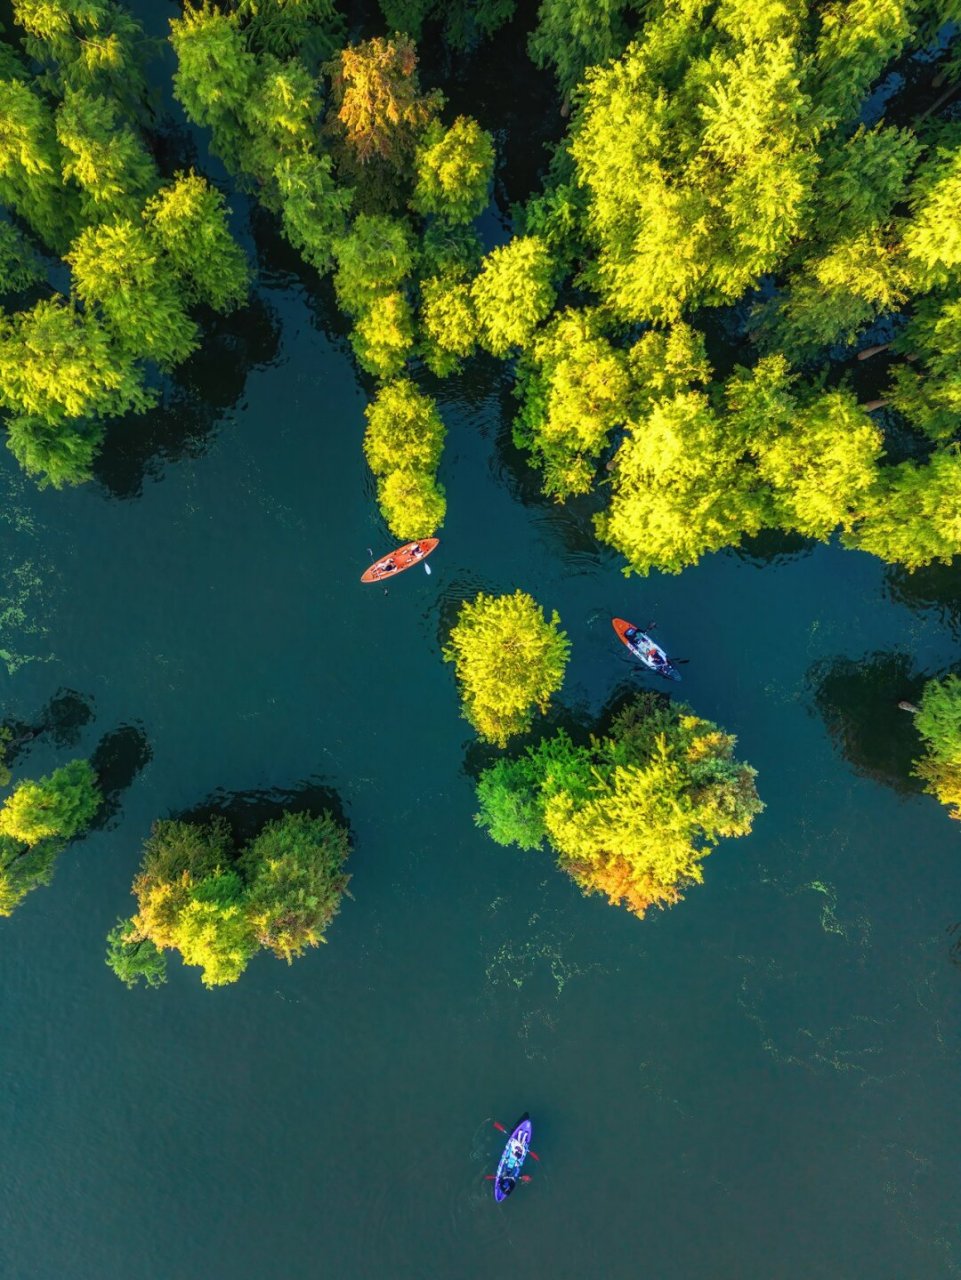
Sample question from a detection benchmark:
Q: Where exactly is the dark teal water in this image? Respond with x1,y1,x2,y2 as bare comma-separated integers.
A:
2,267,960,1280
2,12,961,1274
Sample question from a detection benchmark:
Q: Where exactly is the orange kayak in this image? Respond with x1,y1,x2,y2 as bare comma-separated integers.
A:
361,538,439,583
612,617,681,681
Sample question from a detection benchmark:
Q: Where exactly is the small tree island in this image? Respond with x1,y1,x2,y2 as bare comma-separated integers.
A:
911,674,961,818
475,693,763,917
107,809,351,989
444,590,570,747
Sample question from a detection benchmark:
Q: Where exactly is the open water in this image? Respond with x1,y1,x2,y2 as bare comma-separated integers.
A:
2,11,961,1279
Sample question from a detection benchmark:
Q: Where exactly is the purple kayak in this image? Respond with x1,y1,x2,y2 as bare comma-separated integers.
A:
493,1115,532,1202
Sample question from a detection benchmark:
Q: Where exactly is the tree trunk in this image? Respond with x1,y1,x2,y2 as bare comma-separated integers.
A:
863,398,889,411
897,701,920,714
857,342,891,361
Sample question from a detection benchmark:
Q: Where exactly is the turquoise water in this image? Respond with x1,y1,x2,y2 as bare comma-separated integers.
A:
1,268,960,1279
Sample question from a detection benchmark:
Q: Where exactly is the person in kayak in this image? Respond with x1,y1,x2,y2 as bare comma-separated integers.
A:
379,558,397,575
408,542,424,558
499,1176,515,1196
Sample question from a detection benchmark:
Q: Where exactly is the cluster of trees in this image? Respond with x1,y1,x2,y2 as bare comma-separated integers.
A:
0,758,101,915
107,809,351,988
502,0,961,575
476,691,762,917
443,590,570,746
0,1,251,487
363,377,446,539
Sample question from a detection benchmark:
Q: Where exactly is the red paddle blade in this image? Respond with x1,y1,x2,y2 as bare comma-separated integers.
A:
493,1122,507,1133
484,1175,495,1181
528,1150,541,1161
520,1175,532,1183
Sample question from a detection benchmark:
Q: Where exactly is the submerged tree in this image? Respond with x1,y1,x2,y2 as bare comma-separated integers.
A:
476,692,763,917
444,591,570,746
108,809,351,988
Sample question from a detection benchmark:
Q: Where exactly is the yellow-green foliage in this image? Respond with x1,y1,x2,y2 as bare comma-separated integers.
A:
364,377,446,475
411,115,494,224
514,308,631,498
444,590,570,746
0,833,63,917
376,467,446,540
476,693,763,917
112,810,352,988
0,757,101,846
419,275,479,375
471,235,555,356
913,675,961,817
350,290,415,378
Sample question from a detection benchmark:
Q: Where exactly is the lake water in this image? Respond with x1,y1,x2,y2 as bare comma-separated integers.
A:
2,16,961,1279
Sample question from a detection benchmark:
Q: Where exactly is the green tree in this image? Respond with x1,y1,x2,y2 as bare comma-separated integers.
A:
363,377,446,475
843,449,961,569
513,307,630,498
378,0,515,50
105,919,167,988
0,296,153,438
0,220,45,293
240,810,351,961
5,415,105,489
410,116,494,224
170,4,257,175
231,0,345,59
67,218,199,368
471,235,555,356
0,75,76,249
0,757,101,846
143,173,251,313
332,213,415,315
0,833,64,916
443,590,570,746
475,692,763,917
56,88,158,222
14,0,149,106
350,290,415,378
376,466,446,539
913,674,961,817
528,0,637,100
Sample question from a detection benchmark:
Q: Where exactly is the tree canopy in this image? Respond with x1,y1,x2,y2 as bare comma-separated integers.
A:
443,591,570,746
476,692,763,917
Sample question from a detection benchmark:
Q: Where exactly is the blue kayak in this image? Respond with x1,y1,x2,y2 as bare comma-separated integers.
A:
494,1115,532,1202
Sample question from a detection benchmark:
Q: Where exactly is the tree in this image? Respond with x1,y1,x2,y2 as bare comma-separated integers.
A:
0,758,101,846
170,4,257,175
105,919,167,988
56,88,158,222
597,389,767,575
378,0,515,50
331,213,415,315
419,274,479,375
324,34,442,203
0,220,46,293
143,173,251,313
475,692,763,918
513,307,630,498
913,674,961,817
528,0,636,100
350,290,415,378
231,0,345,60
471,236,555,356
376,466,446,539
240,810,351,962
5,415,105,489
273,152,352,272
0,833,64,916
13,0,150,107
844,450,961,569
0,297,154,431
0,75,76,250
410,116,494,224
67,219,199,368
443,590,570,746
363,377,445,475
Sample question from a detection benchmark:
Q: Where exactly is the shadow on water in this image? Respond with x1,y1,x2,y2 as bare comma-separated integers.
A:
90,724,153,829
884,557,961,637
730,527,817,567
179,776,349,846
95,293,282,498
806,651,928,794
